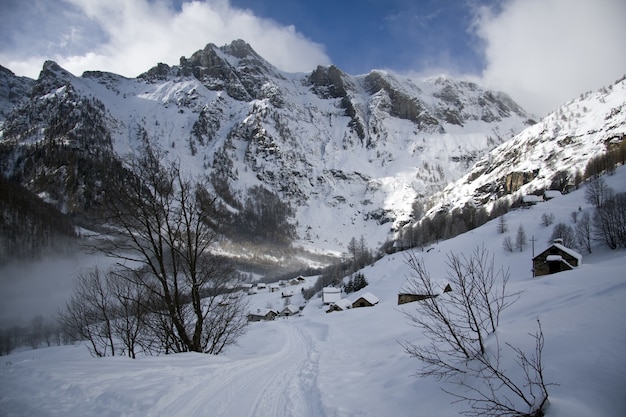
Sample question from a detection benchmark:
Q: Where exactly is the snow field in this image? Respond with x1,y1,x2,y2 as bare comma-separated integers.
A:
1,167,625,416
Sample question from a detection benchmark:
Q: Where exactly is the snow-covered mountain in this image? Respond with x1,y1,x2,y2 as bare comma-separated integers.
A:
0,40,532,253
426,77,626,216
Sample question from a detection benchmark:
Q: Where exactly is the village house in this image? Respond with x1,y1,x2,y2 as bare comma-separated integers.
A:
325,298,352,313
352,292,379,308
533,239,582,277
279,304,300,317
289,276,306,286
269,283,280,292
397,282,452,305
322,287,341,304
543,190,562,200
247,308,278,322
522,194,543,207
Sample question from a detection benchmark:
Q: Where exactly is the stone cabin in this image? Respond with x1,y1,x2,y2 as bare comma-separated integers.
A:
247,308,278,322
279,304,300,317
352,292,379,308
533,239,582,277
325,299,352,313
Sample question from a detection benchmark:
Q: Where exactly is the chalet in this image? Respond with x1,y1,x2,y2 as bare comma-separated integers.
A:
279,304,300,317
533,239,582,277
256,283,266,290
325,299,352,313
289,276,306,286
269,283,280,292
522,195,543,207
352,292,379,308
247,308,278,322
543,190,562,200
322,287,341,304
281,290,294,298
397,282,452,305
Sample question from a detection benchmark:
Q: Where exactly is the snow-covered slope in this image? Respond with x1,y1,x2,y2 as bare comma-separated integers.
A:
2,166,625,417
0,40,532,253
427,77,626,216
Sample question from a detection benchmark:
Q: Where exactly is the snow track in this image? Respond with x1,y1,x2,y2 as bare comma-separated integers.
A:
0,321,325,417
155,321,324,417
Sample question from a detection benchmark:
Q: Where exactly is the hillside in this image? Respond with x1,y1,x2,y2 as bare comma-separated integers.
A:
0,40,532,256
426,77,626,216
2,165,624,417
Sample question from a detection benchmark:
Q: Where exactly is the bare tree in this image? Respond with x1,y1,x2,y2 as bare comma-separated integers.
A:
540,213,554,227
503,236,514,253
108,270,150,358
401,249,551,417
446,320,552,417
585,177,613,208
550,223,576,248
98,146,247,353
57,268,115,357
401,246,516,378
593,192,626,249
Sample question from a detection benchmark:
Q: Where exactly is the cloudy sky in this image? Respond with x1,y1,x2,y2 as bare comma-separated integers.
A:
1,0,625,116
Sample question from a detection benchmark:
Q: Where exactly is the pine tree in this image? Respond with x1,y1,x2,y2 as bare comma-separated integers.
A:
515,225,527,252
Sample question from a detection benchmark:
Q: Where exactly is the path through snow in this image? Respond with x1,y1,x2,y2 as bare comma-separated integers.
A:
0,321,325,417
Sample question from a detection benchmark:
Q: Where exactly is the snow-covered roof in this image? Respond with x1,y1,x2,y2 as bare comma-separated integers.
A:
522,195,542,203
281,304,300,315
552,243,582,263
331,299,352,310
354,292,379,305
249,308,277,317
323,287,342,304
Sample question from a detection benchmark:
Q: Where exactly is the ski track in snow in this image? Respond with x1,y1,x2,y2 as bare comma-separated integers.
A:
0,321,325,417
154,322,324,417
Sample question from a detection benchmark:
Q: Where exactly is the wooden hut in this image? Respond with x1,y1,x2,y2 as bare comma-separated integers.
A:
397,282,452,305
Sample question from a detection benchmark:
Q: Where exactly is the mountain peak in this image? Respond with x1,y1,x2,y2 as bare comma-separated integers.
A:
31,60,75,97
220,39,261,59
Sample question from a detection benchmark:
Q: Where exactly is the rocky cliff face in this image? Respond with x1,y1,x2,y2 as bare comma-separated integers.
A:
425,77,626,216
0,40,532,252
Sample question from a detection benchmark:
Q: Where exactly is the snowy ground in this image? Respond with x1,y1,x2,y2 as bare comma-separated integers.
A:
1,167,626,417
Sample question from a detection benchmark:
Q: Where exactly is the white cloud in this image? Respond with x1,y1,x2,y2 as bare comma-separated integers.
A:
2,0,330,78
475,0,626,117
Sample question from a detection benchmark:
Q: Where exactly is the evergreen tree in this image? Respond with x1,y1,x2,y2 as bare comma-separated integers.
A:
515,225,527,252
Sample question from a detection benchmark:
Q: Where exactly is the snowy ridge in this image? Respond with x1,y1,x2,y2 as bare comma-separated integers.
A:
0,40,531,253
427,78,626,215
2,165,625,417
